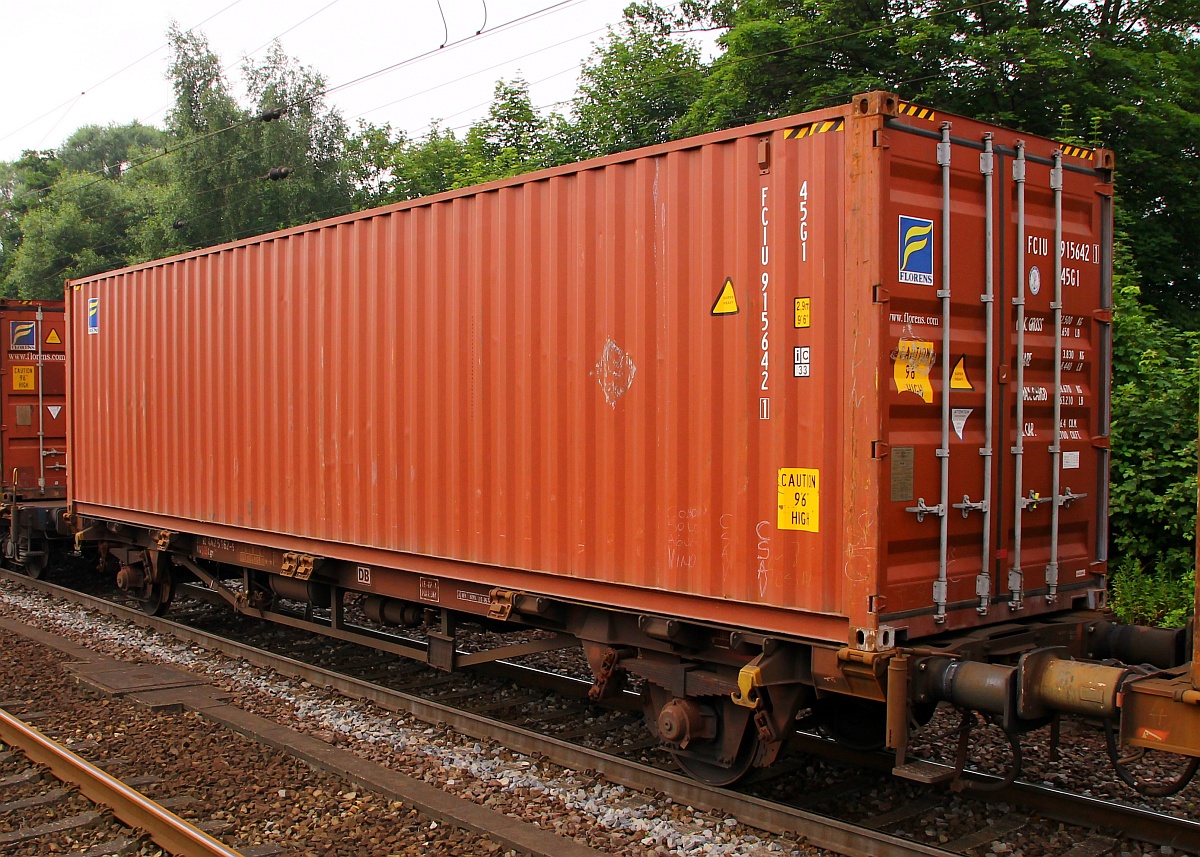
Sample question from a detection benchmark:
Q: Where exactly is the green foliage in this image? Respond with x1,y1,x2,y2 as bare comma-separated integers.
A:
1108,238,1198,627
160,28,355,250
1109,247,1199,580
572,6,705,156
674,0,1200,318
1110,557,1194,628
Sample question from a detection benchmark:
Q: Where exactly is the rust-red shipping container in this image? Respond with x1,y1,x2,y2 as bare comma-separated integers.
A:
66,93,1113,646
1,300,67,498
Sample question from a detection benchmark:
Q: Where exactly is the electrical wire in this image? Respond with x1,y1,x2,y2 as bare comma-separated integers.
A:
0,0,249,148
7,0,589,210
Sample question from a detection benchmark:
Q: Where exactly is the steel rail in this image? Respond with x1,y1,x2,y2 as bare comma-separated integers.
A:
4,570,1199,854
0,571,951,857
0,706,243,857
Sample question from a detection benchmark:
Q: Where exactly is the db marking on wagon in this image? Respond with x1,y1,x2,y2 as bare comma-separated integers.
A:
10,321,35,350
87,297,99,334
356,566,372,586
778,468,819,532
419,577,440,602
11,366,34,391
711,277,739,315
898,216,934,285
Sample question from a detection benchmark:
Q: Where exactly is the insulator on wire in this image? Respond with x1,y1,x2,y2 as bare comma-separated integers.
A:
266,167,292,181
258,106,287,122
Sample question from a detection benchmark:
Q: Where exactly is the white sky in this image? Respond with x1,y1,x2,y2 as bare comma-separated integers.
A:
0,0,706,163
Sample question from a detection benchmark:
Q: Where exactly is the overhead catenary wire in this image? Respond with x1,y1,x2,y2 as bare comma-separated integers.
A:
7,0,590,211
17,0,1013,292
0,0,249,149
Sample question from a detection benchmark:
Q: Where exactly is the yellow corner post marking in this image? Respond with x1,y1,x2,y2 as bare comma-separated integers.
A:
712,277,739,315
894,339,935,403
794,298,811,329
45,329,61,345
783,119,845,139
778,468,819,532
897,102,937,122
1061,145,1094,161
950,355,973,390
11,366,35,391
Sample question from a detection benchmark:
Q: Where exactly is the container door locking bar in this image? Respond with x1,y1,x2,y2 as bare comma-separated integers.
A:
933,122,953,624
1009,142,1028,611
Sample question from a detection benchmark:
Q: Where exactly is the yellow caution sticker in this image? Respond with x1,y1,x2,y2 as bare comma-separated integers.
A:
45,328,61,345
894,339,935,403
950,355,973,390
794,297,811,328
12,366,34,391
778,468,819,532
711,277,739,315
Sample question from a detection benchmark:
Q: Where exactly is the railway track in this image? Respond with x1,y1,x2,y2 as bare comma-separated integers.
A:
0,704,243,857
2,568,1197,857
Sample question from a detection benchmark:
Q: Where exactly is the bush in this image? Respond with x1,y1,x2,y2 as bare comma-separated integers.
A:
1108,243,1198,624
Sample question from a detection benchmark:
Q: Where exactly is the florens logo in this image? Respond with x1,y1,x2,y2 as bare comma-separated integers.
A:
10,320,35,350
899,216,935,285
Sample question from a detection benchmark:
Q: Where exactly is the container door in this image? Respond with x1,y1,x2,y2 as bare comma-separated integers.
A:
0,302,68,498
877,117,994,633
994,144,1111,613
876,110,1110,636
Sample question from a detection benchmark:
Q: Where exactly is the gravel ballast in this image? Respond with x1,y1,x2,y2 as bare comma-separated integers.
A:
0,578,815,857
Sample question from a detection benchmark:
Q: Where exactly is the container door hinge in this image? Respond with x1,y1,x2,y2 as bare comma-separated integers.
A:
872,441,890,459
154,529,175,550
873,285,890,303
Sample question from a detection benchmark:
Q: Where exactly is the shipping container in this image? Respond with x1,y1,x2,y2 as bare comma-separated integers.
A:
66,92,1113,648
1,299,69,576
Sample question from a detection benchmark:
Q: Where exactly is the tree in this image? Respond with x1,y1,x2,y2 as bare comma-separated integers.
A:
572,5,705,156
156,27,356,250
673,0,1200,318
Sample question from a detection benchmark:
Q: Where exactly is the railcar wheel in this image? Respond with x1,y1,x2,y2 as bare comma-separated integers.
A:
672,727,758,786
22,548,48,580
651,693,759,786
140,578,174,616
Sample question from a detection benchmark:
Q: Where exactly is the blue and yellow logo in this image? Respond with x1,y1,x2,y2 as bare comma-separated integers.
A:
87,297,100,335
9,320,35,350
899,216,934,285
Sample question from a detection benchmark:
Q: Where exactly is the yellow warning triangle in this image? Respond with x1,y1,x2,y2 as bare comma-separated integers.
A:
950,355,973,390
711,277,739,315
45,328,61,345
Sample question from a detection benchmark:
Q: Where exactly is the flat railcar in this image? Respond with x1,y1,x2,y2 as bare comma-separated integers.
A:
63,93,1200,788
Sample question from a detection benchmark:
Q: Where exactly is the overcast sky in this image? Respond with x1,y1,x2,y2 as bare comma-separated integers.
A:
1,0,702,163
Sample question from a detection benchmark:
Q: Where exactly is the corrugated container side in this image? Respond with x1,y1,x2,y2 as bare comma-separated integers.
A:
67,96,1111,645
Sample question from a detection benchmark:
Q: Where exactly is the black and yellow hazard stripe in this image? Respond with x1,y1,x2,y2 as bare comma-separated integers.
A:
783,118,845,139
897,101,936,121
1060,145,1094,160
